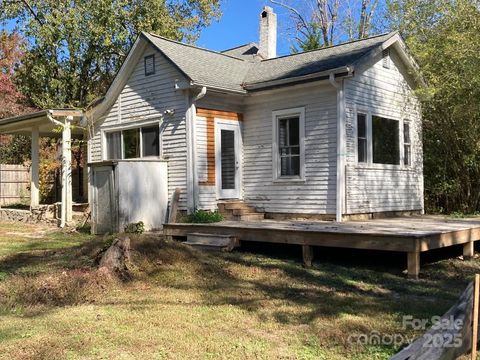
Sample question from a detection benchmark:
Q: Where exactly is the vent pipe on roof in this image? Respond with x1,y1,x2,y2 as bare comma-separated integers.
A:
259,6,277,59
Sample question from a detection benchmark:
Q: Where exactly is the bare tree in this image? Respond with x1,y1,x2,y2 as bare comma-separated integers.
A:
270,0,383,51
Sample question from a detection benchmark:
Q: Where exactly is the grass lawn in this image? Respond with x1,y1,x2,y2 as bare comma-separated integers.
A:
0,221,479,359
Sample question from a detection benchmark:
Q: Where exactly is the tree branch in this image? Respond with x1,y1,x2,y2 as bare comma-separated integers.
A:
21,0,44,26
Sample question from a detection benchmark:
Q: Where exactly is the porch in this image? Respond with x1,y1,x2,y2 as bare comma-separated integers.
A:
163,215,480,279
0,109,86,227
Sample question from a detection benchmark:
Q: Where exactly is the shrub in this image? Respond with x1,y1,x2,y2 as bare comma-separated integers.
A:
185,210,223,224
124,221,145,234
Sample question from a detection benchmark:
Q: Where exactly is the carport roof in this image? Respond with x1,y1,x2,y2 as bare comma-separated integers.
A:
0,109,84,136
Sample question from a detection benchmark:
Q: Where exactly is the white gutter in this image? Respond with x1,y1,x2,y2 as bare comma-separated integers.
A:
329,72,348,222
245,66,352,91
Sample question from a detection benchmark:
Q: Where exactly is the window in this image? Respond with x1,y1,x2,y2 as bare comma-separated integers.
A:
372,116,399,165
273,108,305,180
105,124,160,160
142,126,160,157
106,131,121,160
403,122,411,166
123,128,140,159
382,48,390,69
144,55,155,76
279,117,300,176
357,113,367,163
356,111,409,167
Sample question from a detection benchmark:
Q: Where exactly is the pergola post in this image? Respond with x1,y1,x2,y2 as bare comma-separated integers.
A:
60,116,73,227
30,126,40,209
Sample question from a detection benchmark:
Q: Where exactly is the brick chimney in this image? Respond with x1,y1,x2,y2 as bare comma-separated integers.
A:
259,6,277,59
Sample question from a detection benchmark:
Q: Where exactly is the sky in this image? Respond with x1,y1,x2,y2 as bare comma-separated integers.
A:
1,1,292,55
197,0,292,55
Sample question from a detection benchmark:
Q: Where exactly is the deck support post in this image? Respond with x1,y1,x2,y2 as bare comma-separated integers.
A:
463,241,474,260
302,245,313,268
407,251,420,279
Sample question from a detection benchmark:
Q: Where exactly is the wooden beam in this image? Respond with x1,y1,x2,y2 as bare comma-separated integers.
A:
163,223,419,252
302,245,313,267
168,188,181,224
464,241,475,260
50,110,83,118
407,251,420,279
30,126,40,208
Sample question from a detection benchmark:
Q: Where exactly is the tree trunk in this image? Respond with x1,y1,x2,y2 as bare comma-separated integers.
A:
99,237,132,280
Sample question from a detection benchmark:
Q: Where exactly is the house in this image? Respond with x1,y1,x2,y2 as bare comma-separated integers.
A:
86,6,424,233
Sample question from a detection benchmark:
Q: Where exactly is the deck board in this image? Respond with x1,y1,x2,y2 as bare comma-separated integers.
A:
164,216,480,253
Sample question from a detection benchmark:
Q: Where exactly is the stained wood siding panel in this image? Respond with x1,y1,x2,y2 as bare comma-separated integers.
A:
89,45,189,209
243,84,337,214
344,48,423,214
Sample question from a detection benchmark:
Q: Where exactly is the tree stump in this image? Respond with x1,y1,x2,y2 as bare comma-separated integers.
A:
99,237,132,280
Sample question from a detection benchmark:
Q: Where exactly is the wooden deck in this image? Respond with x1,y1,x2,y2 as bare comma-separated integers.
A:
163,216,480,278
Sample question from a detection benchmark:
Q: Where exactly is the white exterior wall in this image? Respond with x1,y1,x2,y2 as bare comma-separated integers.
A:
243,83,337,214
344,47,423,214
116,161,168,230
89,45,189,210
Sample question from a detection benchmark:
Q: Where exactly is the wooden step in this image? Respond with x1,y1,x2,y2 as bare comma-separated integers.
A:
185,233,238,252
234,213,265,221
219,202,255,211
232,208,259,216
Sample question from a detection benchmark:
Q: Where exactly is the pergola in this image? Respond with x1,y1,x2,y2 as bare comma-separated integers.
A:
0,109,85,227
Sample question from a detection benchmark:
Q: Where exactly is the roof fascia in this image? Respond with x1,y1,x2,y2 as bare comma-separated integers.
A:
353,32,426,88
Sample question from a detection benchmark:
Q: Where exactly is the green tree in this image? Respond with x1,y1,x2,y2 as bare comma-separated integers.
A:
0,0,221,108
388,0,480,212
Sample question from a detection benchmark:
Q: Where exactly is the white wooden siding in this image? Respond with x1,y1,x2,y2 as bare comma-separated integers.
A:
90,45,189,209
198,186,217,210
243,83,337,214
344,47,423,214
196,116,209,183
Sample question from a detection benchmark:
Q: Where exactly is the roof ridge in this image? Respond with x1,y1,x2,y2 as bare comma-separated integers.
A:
144,32,247,62
260,31,397,63
221,42,258,53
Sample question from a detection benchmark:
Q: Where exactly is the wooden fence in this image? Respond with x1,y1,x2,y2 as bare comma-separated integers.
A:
0,164,30,206
391,274,480,359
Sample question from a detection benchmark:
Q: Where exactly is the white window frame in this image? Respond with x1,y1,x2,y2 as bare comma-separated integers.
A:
402,119,412,167
354,106,412,169
101,120,162,161
272,107,306,182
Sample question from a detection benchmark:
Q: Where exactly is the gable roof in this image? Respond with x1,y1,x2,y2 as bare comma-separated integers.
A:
243,32,394,86
221,43,260,60
90,30,420,119
143,32,251,93
142,31,419,93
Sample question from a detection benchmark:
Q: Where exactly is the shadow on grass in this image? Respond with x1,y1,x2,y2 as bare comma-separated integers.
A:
133,236,479,330
2,230,480,340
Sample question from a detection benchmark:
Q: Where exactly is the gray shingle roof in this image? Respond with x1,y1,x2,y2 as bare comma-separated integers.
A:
143,33,251,93
143,31,396,93
221,43,259,60
244,32,395,86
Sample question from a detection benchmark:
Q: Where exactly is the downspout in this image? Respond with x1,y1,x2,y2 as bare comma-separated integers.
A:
329,73,346,222
186,86,207,212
